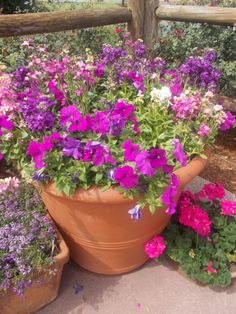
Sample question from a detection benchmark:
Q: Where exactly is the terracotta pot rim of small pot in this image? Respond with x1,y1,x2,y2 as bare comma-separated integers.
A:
38,147,211,204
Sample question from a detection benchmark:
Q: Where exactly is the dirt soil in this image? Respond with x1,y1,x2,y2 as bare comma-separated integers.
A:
201,127,236,193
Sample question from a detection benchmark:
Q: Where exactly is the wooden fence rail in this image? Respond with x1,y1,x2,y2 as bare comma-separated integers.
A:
0,0,235,52
0,8,131,37
156,5,236,27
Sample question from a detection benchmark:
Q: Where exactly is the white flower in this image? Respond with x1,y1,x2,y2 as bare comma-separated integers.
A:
150,86,171,102
213,104,223,112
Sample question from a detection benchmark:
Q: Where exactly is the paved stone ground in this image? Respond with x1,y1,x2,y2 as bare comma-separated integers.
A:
37,177,236,314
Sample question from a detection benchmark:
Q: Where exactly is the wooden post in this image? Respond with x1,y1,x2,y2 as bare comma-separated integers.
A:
128,0,144,40
128,0,159,55
144,0,159,54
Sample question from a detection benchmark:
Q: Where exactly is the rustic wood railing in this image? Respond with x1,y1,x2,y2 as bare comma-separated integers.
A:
0,0,235,52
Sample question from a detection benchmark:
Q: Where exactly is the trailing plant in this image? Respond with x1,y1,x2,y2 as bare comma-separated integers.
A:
0,178,59,296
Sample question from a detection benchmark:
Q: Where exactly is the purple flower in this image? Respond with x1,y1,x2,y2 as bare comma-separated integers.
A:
149,148,167,169
94,63,104,78
161,173,179,215
128,204,142,222
60,105,88,132
114,166,139,189
122,140,140,162
172,139,187,167
219,112,235,131
62,138,83,160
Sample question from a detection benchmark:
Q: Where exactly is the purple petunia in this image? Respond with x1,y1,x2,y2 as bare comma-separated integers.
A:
128,204,142,222
62,138,83,160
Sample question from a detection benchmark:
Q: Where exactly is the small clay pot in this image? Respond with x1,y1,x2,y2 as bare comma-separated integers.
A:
39,149,211,275
0,234,69,314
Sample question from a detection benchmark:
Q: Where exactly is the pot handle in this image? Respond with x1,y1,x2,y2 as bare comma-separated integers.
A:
174,148,212,188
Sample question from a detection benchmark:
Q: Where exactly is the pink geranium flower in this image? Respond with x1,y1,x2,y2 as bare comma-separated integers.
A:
220,200,236,216
198,182,225,201
144,235,166,259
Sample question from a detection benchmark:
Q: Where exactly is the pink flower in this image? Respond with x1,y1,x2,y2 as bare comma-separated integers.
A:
172,139,187,167
220,200,236,216
207,261,217,274
122,140,140,162
198,124,210,137
198,182,225,201
179,204,211,237
144,235,166,259
114,166,139,189
27,141,46,169
60,105,88,132
115,27,121,34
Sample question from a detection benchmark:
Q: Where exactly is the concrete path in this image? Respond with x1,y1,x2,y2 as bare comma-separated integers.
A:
37,178,236,314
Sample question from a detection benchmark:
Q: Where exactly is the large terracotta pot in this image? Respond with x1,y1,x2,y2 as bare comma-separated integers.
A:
0,235,69,314
39,149,211,275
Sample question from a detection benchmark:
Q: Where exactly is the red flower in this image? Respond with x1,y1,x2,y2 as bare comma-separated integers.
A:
115,28,121,34
207,261,217,274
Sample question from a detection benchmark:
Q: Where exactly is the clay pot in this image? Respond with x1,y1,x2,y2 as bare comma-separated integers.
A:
0,235,69,314
39,149,211,275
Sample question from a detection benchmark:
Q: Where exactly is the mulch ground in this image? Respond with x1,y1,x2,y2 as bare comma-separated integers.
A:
201,127,236,193
1,128,235,192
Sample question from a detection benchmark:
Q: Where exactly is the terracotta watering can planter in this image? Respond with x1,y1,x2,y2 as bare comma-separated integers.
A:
39,149,211,275
0,235,69,314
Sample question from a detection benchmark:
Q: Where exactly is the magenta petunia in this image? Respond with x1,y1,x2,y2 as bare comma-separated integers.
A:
0,115,14,131
161,173,179,215
114,166,139,189
122,140,140,162
27,141,46,169
172,139,187,167
90,111,109,134
60,105,88,132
